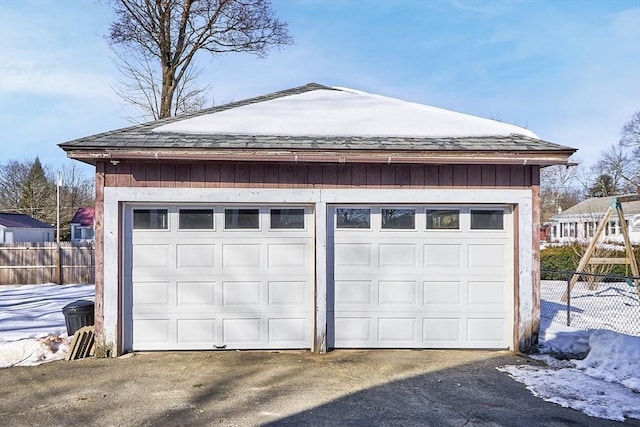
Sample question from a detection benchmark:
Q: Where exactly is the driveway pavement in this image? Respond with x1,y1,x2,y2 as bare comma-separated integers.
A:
0,349,634,426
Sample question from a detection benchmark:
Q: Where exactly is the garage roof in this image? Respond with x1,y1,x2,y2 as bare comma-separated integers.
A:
60,83,576,165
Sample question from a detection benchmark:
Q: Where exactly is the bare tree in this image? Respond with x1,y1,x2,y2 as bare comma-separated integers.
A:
620,111,640,188
621,111,640,148
591,142,637,194
540,164,583,222
0,160,31,212
107,0,292,120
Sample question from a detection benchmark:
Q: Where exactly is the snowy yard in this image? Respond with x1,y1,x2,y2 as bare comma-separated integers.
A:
541,279,640,336
0,283,639,422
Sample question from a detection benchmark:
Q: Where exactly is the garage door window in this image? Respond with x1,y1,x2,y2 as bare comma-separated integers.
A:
133,209,168,230
270,209,305,229
381,208,415,229
426,209,459,230
336,208,370,229
470,210,504,230
225,208,259,229
179,209,214,230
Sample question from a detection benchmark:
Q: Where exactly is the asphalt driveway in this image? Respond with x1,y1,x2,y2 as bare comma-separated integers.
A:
0,349,634,426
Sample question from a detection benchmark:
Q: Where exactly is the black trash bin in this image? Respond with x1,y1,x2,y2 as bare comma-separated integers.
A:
62,299,95,336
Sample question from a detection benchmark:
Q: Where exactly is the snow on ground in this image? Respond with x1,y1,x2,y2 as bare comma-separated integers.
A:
540,280,640,336
0,283,94,368
498,318,640,422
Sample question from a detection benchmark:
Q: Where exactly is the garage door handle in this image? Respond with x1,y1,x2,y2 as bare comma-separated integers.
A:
215,344,227,349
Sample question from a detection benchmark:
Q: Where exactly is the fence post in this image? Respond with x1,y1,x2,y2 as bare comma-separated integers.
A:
565,272,572,327
55,243,62,285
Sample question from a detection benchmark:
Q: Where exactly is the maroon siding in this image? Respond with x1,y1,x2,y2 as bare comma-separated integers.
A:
103,161,539,189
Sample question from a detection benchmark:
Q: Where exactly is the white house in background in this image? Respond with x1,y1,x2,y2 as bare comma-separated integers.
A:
0,213,54,243
550,196,640,244
70,207,95,242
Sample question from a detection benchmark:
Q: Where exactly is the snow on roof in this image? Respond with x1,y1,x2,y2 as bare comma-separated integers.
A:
153,86,539,139
0,213,53,229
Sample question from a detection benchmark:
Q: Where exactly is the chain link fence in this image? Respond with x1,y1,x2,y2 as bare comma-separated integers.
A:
540,270,640,336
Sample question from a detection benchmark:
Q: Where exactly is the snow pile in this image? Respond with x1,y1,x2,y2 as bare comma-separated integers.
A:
0,283,95,368
573,330,640,393
499,321,640,421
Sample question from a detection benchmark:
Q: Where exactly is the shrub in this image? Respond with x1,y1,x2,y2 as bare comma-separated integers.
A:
540,244,640,281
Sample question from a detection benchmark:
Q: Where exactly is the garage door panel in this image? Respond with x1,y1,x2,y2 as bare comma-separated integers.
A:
222,244,261,268
467,244,506,268
132,281,170,305
378,281,417,305
268,318,308,342
466,318,507,344
423,318,461,342
423,281,462,305
335,280,372,304
267,243,309,267
268,281,307,305
176,281,216,306
423,244,462,267
467,281,507,305
378,244,417,267
222,318,262,343
334,243,373,266
177,318,217,343
176,244,215,267
222,281,261,306
133,318,171,344
133,244,170,267
378,318,416,342
334,317,372,342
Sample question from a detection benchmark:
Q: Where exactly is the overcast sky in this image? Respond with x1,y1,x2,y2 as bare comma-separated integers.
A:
1,0,638,177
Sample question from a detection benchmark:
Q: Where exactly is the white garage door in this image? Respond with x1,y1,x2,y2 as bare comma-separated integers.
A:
124,205,314,351
329,205,513,349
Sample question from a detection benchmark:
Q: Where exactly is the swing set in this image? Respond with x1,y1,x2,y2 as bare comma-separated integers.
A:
562,193,640,301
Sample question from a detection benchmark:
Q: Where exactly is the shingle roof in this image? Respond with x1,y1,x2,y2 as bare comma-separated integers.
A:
70,207,95,226
59,82,575,157
0,213,54,229
554,196,640,218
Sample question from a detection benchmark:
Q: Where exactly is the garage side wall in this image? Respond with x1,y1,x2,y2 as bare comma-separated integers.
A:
94,161,540,355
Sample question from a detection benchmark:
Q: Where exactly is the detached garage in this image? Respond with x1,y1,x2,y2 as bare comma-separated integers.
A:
60,83,575,355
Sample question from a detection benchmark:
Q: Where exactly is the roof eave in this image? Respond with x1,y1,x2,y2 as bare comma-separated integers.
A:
64,148,575,166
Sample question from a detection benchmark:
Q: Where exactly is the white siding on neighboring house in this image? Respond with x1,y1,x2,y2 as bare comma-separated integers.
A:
550,198,640,245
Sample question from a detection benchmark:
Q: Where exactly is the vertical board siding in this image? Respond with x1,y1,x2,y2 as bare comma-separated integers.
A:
101,161,538,190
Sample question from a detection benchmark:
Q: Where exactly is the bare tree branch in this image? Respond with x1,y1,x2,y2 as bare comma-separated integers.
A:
106,0,291,120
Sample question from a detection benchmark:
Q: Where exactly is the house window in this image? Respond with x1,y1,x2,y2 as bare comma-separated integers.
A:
133,209,168,230
179,209,214,230
426,209,459,230
225,209,260,229
381,208,415,229
84,227,94,240
336,208,370,229
73,226,82,240
470,210,504,230
270,209,305,229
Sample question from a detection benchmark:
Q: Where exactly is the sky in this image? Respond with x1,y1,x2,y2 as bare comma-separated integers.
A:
0,0,639,178
1,283,639,421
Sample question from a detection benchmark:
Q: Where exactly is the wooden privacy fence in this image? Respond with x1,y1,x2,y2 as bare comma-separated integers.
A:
0,242,95,285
